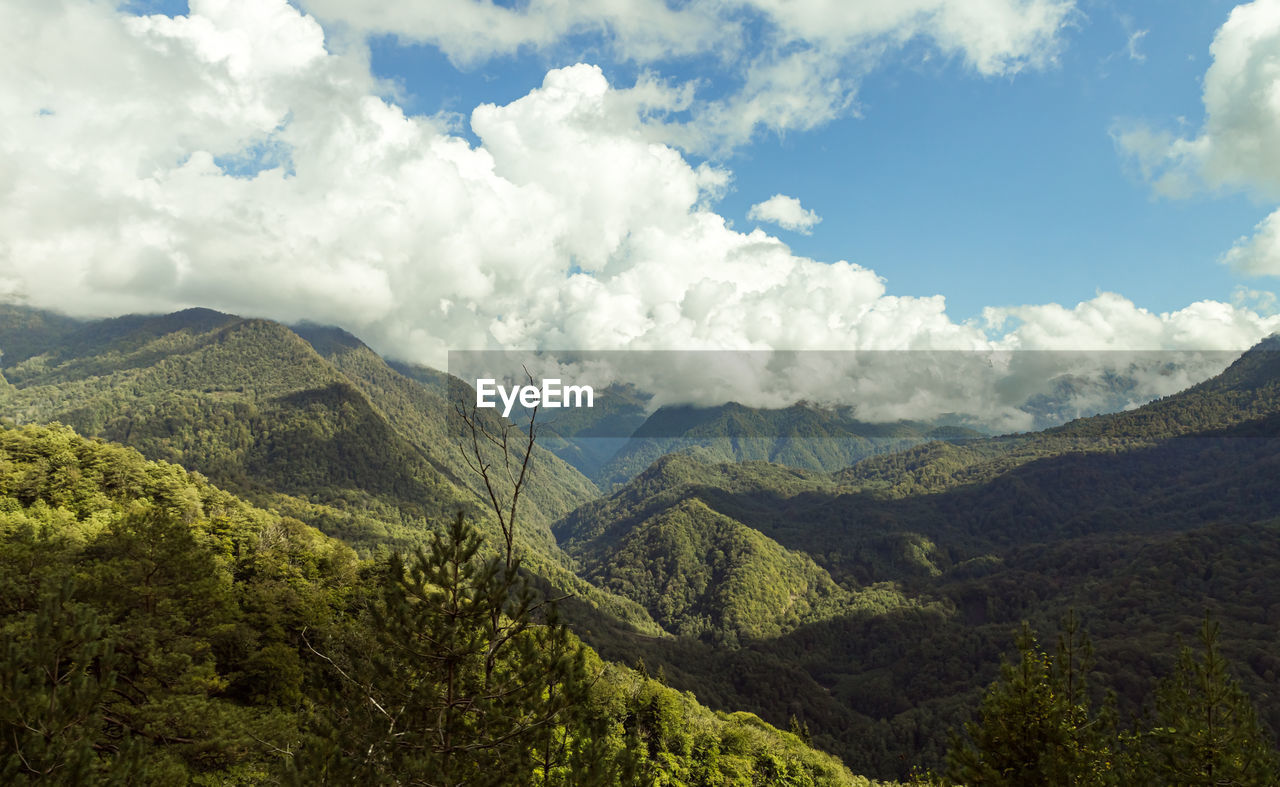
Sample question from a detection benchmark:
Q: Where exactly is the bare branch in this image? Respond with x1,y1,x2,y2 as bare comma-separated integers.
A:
301,627,394,723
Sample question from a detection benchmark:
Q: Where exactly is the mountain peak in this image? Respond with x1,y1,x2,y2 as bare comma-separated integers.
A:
291,322,373,359
1198,333,1280,394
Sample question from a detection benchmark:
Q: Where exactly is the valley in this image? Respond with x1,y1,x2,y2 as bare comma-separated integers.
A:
3,304,1279,782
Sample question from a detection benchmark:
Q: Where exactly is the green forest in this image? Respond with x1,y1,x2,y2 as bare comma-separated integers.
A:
2,304,1280,784
0,422,865,785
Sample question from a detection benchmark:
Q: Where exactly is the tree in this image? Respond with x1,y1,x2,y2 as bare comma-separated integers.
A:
0,579,130,784
298,512,597,786
946,615,1118,786
296,387,608,785
1133,616,1278,786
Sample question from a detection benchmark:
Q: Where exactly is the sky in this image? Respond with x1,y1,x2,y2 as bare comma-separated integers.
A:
6,0,1280,423
362,0,1263,320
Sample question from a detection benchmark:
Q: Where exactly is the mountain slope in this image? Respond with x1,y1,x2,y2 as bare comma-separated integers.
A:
838,335,1280,497
556,452,835,553
2,313,477,525
0,421,878,785
596,401,976,487
0,306,661,634
556,336,1280,778
581,497,850,640
290,322,599,529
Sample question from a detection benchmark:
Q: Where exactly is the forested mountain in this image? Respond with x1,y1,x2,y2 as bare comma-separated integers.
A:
551,336,1280,777
0,305,657,634
288,321,599,534
4,303,1280,782
0,421,874,785
0,305,595,536
532,383,651,480
839,334,1280,498
577,497,852,640
593,402,978,488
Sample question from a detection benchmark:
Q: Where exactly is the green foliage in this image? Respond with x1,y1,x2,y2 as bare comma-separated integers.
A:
582,498,850,639
0,422,353,781
297,512,601,785
1132,617,1278,786
8,308,1280,783
555,403,1280,781
0,579,139,784
946,617,1118,786
0,422,869,785
0,305,661,635
947,616,1278,786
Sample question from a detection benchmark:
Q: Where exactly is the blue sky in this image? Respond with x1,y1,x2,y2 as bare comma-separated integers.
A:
351,0,1265,320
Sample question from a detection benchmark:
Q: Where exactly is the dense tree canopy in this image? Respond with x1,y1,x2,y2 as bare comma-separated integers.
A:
0,422,871,785
5,306,1280,781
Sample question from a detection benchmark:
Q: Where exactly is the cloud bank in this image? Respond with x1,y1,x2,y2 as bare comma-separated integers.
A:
0,0,1277,428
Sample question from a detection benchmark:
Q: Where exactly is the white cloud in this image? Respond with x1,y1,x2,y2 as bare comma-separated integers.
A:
297,0,729,68
1197,0,1280,193
0,0,1277,429
298,0,1076,153
748,194,822,234
984,291,1280,351
1126,29,1148,62
1233,285,1279,313
1115,1,1280,274
298,0,1074,74
742,0,1073,76
1224,210,1280,275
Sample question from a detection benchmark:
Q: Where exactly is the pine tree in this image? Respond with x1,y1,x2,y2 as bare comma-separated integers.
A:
0,579,142,784
946,616,1118,786
1133,616,1278,786
297,512,600,785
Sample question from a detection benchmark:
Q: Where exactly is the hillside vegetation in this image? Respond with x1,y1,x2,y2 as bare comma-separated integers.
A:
0,421,877,785
594,402,976,488
0,305,658,635
551,337,1280,777
6,304,1280,781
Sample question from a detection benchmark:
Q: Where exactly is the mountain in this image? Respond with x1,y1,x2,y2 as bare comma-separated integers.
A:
288,321,600,533
0,305,659,634
553,335,1280,778
564,338,1280,590
535,382,651,480
593,401,978,488
577,496,852,640
0,420,876,785
839,335,1280,498
0,307,582,531
7,303,1280,781
0,303,88,364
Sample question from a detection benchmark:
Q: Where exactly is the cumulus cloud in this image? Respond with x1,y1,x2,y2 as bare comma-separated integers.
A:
747,194,822,234
299,0,1073,76
297,0,728,68
1224,211,1280,275
299,0,1076,152
1116,1,1280,274
1,0,1277,429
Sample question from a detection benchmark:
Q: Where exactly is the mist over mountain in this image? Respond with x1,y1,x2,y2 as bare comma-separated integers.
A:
547,335,1280,776
12,1,1280,783
450,346,1255,439
6,305,1280,781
